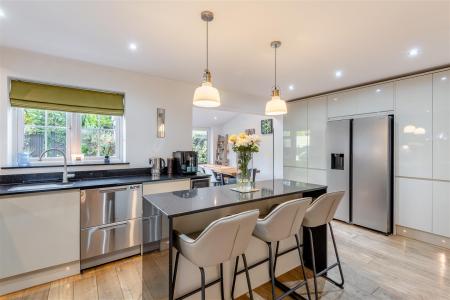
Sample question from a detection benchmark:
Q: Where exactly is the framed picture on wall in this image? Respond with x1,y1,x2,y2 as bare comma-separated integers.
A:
261,119,273,134
245,128,256,135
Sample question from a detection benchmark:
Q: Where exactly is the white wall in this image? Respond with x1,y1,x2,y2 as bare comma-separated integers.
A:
217,113,283,180
0,47,262,175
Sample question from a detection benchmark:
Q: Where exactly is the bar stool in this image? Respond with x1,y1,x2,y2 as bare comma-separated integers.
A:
173,210,259,300
239,198,312,300
302,191,345,300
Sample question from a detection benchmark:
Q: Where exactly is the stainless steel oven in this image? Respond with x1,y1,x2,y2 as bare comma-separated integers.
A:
190,177,210,189
80,184,162,269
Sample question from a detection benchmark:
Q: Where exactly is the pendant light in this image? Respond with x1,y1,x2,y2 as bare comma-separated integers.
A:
265,41,287,115
193,11,221,107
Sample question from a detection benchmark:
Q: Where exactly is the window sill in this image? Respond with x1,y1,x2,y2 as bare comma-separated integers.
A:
1,161,130,170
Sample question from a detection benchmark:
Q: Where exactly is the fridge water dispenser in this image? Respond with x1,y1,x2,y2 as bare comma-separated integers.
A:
331,153,345,170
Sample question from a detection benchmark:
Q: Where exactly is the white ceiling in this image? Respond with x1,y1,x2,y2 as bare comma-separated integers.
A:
0,1,449,100
192,107,239,128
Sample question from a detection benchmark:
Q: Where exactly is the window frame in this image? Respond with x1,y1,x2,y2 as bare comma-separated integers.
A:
192,127,210,165
14,108,123,164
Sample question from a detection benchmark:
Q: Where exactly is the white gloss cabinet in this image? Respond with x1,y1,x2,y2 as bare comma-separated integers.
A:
327,83,394,118
308,97,327,170
433,181,450,237
284,101,308,168
283,167,307,183
0,190,80,279
397,177,432,232
395,74,433,179
307,169,327,185
433,70,450,180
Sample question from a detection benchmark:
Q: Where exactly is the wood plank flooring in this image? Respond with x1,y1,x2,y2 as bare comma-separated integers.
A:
2,221,449,300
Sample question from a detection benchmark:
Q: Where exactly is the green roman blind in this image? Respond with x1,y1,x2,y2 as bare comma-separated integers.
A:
9,80,124,116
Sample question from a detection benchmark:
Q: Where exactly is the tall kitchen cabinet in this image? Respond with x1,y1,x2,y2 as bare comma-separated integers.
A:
395,75,433,233
432,70,450,238
283,97,327,185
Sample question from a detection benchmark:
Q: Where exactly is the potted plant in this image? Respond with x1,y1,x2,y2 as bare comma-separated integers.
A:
228,132,260,191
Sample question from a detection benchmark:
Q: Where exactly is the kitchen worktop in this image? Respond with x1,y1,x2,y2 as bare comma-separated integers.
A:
0,170,209,196
144,179,327,218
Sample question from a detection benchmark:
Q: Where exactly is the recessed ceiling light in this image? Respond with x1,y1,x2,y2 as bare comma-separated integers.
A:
441,76,448,81
0,8,5,18
375,88,381,93
288,84,295,91
335,70,343,78
213,116,217,120
408,48,419,57
128,43,137,51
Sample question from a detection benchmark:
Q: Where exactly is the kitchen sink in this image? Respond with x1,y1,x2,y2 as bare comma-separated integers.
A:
7,183,75,192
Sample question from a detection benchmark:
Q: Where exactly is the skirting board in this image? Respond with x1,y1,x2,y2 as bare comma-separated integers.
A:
396,225,450,250
0,261,80,296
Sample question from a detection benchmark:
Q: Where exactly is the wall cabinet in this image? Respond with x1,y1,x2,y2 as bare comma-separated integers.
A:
308,97,327,170
397,178,432,232
284,101,308,168
433,181,450,238
395,75,433,178
0,190,80,279
327,83,394,118
433,70,450,180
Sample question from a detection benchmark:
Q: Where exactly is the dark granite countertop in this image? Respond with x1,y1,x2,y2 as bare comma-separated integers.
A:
144,179,327,218
0,173,210,196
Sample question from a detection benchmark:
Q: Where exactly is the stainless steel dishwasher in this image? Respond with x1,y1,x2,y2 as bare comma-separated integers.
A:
80,184,161,269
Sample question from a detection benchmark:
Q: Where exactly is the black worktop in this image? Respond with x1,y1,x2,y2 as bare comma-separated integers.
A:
144,179,327,218
0,168,209,196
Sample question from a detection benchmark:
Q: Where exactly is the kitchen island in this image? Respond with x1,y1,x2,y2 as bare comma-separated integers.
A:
143,179,327,300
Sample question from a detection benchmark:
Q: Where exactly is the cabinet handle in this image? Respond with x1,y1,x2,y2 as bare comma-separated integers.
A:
99,187,128,193
95,221,128,230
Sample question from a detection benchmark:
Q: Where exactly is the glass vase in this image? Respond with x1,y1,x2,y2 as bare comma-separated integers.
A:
236,151,253,192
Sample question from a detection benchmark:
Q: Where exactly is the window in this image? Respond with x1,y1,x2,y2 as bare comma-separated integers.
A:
16,108,122,162
192,129,209,164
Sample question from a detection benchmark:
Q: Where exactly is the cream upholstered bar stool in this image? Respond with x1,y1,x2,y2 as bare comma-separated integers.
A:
172,209,259,300
302,191,345,300
240,198,312,300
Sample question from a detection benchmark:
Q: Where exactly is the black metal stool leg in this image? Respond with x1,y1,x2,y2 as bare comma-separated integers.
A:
328,223,344,288
231,256,239,299
295,234,311,300
267,242,276,300
308,228,319,300
220,263,225,300
172,251,180,296
199,267,206,300
241,254,254,300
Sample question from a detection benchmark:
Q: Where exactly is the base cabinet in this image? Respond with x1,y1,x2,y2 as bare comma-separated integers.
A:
433,181,450,237
0,190,80,280
397,178,432,233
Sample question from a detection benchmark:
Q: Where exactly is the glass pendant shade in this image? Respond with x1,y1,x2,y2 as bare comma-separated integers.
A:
265,95,287,115
193,81,221,107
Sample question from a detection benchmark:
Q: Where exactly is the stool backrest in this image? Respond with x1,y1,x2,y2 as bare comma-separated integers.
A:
303,191,345,228
255,197,312,242
182,209,259,267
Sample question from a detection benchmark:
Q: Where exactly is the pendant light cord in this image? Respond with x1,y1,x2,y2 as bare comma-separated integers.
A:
274,46,277,89
206,21,209,71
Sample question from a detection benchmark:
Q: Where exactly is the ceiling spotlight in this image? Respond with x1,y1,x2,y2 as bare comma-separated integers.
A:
0,8,5,18
376,88,381,93
335,70,343,78
128,43,137,51
213,116,217,120
288,84,295,91
408,48,419,57
441,76,447,81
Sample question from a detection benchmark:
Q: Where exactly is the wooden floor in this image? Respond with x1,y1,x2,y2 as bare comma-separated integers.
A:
2,221,450,300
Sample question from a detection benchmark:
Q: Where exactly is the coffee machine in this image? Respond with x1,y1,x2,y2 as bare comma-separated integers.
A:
173,151,198,175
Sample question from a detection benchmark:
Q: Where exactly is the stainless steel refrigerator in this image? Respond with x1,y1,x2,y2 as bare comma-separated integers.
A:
327,115,393,234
